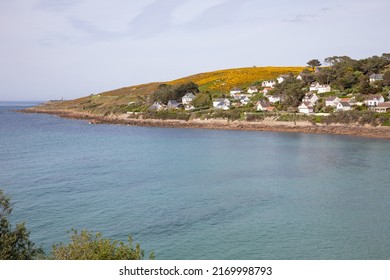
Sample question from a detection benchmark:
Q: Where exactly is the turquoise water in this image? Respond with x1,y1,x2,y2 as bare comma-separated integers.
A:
1,103,390,259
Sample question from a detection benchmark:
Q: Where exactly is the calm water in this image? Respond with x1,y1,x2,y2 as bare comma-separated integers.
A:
1,102,390,259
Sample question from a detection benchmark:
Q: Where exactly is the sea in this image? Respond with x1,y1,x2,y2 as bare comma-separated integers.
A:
1,102,390,260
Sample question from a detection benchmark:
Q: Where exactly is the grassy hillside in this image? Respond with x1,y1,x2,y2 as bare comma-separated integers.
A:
42,66,305,114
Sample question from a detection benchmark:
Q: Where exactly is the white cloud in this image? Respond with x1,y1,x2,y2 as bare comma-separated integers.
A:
171,0,225,25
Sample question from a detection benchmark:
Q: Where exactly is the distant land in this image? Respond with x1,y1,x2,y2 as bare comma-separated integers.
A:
23,55,390,139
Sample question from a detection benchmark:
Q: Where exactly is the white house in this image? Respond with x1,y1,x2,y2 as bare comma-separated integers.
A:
302,93,319,105
239,96,251,105
309,82,320,91
182,92,196,105
309,82,331,93
336,102,351,111
167,100,182,109
318,85,331,93
296,74,303,81
213,98,231,110
370,102,390,113
277,74,290,84
325,96,340,107
365,95,385,107
247,86,258,94
230,88,242,96
256,101,273,112
149,102,165,111
298,102,314,114
262,87,273,94
261,80,276,88
267,95,282,103
369,74,384,83
343,97,356,106
184,105,195,111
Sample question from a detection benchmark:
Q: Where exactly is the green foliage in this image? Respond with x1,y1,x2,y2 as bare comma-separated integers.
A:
152,82,199,104
144,110,191,121
272,76,305,109
0,190,43,260
383,70,390,87
246,113,265,122
336,70,360,90
317,110,389,126
359,55,390,74
192,93,211,108
51,229,153,260
212,109,243,121
307,59,321,70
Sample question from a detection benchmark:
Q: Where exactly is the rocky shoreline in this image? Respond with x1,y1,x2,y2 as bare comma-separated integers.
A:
21,107,390,139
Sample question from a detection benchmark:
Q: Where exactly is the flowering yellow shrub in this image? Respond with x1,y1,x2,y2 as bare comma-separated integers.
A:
168,66,305,92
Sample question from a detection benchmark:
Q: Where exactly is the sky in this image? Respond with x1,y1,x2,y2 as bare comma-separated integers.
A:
0,0,389,101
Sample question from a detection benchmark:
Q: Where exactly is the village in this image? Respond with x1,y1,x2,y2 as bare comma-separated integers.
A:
147,71,390,116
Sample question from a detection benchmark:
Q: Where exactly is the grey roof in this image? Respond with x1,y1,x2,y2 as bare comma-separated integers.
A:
369,74,384,80
183,92,196,99
167,100,180,108
300,102,313,108
339,102,351,107
149,102,163,110
258,101,270,107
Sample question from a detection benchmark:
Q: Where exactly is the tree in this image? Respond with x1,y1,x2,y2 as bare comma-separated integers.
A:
271,76,305,109
51,229,154,260
383,70,390,86
307,59,321,71
0,189,43,259
192,93,211,108
316,67,337,85
152,82,199,104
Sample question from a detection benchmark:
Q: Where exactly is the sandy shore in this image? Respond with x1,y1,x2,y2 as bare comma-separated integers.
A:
21,108,390,139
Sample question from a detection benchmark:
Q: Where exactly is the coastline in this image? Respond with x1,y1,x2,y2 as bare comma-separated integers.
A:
21,107,390,139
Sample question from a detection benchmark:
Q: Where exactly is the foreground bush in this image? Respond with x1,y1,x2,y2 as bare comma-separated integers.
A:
0,190,43,259
51,230,154,260
1,189,153,260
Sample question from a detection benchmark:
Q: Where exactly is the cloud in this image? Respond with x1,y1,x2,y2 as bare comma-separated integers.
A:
34,0,81,11
283,14,316,23
38,33,71,47
171,0,226,25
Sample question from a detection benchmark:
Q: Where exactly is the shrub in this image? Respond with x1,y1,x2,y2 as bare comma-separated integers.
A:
51,229,153,260
1,190,44,260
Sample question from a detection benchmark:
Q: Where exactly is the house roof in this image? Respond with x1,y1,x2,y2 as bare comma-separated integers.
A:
338,102,351,107
149,102,163,109
304,93,317,99
257,101,270,107
168,100,179,106
369,74,384,79
214,98,227,102
299,102,313,108
377,102,390,108
326,96,338,101
183,92,196,99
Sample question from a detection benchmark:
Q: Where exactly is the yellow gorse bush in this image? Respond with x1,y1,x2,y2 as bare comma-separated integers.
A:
168,66,305,92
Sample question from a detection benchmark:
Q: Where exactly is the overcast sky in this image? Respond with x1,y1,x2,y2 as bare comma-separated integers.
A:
1,0,389,101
